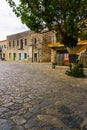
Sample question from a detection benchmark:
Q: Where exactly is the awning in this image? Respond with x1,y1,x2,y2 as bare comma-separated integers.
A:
48,40,87,48
78,40,87,45
76,44,87,53
48,40,87,54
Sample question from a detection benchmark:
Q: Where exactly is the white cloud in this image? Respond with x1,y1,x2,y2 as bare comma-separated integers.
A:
0,0,29,41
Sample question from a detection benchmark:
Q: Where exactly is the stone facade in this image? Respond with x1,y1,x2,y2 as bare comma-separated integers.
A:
7,31,33,62
0,40,8,60
30,31,56,62
1,30,87,66
49,40,87,66
80,50,87,67
6,30,55,62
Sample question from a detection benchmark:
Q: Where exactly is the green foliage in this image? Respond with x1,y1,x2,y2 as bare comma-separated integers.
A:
79,32,87,40
65,61,84,77
52,62,57,69
52,62,57,65
6,0,87,48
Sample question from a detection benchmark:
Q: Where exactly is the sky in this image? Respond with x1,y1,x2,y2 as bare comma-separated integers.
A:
0,0,29,41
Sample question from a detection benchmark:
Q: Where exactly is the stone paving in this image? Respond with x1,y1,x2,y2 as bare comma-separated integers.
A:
0,62,87,130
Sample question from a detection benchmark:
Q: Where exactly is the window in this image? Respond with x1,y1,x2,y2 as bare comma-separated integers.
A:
25,39,27,45
20,39,23,49
17,40,19,46
13,40,15,47
0,45,2,51
9,41,11,47
33,38,37,45
4,45,6,48
24,53,27,59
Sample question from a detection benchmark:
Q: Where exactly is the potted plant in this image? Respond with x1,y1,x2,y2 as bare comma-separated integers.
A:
52,62,56,69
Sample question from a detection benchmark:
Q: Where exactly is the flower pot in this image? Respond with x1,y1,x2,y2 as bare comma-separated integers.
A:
52,64,55,69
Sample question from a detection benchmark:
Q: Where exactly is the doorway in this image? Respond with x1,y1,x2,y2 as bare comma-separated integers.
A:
34,53,37,62
19,53,21,61
13,53,16,61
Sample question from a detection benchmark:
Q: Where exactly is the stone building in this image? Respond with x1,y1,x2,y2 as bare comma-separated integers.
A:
30,31,56,62
48,39,87,66
48,28,87,65
0,40,8,60
7,30,55,62
7,31,33,62
0,30,87,65
80,49,87,67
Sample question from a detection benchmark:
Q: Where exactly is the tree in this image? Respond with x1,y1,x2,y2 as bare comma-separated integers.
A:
79,31,87,40
6,0,87,48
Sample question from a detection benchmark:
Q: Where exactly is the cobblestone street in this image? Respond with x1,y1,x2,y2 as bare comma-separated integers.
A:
0,62,87,130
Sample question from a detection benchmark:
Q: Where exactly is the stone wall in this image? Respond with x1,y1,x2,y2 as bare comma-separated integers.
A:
7,31,34,40
0,40,8,60
6,30,56,62
80,50,87,68
29,31,56,62
41,31,56,62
